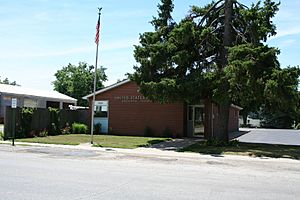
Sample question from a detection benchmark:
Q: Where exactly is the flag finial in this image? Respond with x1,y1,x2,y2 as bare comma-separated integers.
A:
98,7,102,15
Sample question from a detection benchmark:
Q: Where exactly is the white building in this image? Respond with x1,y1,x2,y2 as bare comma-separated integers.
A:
0,84,77,122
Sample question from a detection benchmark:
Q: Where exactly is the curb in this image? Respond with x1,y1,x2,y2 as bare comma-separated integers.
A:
1,140,299,163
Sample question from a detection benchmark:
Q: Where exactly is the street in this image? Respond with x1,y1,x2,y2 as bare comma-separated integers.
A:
0,144,299,200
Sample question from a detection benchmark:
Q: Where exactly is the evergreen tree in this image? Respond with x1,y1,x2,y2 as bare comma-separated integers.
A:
131,0,299,141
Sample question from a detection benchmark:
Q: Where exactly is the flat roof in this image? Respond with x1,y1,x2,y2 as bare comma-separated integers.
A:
0,83,77,102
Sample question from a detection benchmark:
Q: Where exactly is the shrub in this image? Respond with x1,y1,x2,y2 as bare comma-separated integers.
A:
72,123,88,134
0,131,4,140
39,130,48,137
94,123,101,135
20,107,34,138
162,127,173,138
28,130,38,138
48,108,60,135
61,123,71,135
296,123,300,130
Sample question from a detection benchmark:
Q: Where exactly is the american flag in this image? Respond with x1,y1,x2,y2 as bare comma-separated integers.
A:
95,17,100,44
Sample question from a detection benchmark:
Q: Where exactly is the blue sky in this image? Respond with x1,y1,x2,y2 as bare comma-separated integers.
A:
0,0,299,91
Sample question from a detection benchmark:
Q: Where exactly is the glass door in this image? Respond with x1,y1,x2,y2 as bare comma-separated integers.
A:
94,101,109,134
193,106,204,136
187,105,205,137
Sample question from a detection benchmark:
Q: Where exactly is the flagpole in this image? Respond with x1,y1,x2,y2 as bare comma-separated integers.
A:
91,7,102,144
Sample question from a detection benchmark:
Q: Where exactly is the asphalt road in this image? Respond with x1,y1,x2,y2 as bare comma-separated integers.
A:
0,145,299,200
238,128,300,146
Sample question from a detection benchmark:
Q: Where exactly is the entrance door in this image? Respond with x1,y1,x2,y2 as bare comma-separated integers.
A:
187,105,205,137
94,101,109,134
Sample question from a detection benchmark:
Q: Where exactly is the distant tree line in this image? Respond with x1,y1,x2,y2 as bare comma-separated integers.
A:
0,76,18,86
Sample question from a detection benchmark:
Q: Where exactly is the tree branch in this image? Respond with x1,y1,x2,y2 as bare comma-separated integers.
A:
231,24,247,42
198,0,224,26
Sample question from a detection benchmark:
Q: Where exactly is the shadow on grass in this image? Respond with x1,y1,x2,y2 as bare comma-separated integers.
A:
179,142,300,160
138,139,172,148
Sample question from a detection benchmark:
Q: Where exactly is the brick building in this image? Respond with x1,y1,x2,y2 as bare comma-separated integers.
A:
83,80,241,138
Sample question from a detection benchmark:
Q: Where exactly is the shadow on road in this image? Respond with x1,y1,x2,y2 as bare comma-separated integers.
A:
179,141,300,160
229,131,250,140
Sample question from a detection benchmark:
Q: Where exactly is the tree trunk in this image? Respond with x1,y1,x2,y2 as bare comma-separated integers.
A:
220,0,233,68
215,102,230,142
242,113,248,125
215,0,233,143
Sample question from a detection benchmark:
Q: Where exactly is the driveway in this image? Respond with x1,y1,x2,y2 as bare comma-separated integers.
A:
237,128,300,146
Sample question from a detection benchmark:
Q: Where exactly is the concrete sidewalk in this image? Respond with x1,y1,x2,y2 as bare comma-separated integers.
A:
1,140,299,164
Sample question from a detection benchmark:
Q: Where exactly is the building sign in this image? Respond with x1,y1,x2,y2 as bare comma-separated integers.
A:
11,98,17,108
114,95,151,103
95,101,108,106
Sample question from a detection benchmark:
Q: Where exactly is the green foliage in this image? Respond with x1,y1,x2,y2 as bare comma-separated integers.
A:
130,0,300,140
296,123,300,130
53,62,107,106
94,123,101,135
0,131,4,140
48,108,61,136
39,130,48,137
151,0,174,30
0,76,18,86
260,67,300,128
61,123,71,135
20,108,34,138
72,123,88,134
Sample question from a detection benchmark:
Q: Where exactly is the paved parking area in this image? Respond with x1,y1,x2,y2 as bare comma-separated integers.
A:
237,128,300,146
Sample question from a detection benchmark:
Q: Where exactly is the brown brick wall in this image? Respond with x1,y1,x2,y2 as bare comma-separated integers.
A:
204,101,240,139
89,82,185,137
228,107,239,133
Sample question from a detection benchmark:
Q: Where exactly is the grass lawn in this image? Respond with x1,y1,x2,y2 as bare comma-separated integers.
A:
16,134,170,149
179,142,300,159
0,124,4,141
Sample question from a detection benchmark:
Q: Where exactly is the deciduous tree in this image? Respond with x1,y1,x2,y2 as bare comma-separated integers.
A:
53,62,107,106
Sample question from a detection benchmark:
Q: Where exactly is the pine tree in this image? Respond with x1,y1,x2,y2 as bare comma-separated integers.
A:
131,0,299,142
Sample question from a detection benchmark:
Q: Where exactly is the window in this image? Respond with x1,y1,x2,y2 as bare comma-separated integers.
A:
94,101,108,118
24,98,37,108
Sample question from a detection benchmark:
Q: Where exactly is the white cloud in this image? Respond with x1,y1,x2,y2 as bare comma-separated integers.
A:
270,27,300,40
278,39,297,47
0,37,139,59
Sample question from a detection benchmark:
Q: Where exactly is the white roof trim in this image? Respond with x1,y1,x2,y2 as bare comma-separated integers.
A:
83,79,130,99
231,104,243,110
0,83,77,102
